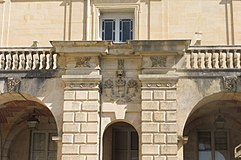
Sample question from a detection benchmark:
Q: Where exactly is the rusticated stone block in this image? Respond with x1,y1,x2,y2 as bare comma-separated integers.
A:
166,90,176,100
153,111,165,122
87,112,99,122
142,144,160,155
142,134,153,144
160,123,176,132
142,111,153,121
142,101,159,110
142,156,154,160
87,133,98,143
160,102,176,111
142,91,153,100
63,112,75,122
88,91,99,100
74,134,86,144
81,123,98,132
142,123,159,132
160,145,177,155
153,91,165,100
166,111,176,122
62,134,74,143
64,101,81,111
80,144,98,154
166,134,177,144
75,112,87,122
63,123,81,133
82,101,99,111
62,144,79,154
154,133,166,144
76,91,88,100
64,91,76,100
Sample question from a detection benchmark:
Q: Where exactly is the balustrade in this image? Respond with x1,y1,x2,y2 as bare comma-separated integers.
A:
186,46,241,69
0,48,57,70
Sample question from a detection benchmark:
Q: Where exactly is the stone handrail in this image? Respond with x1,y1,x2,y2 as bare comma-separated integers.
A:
0,47,57,70
185,46,241,69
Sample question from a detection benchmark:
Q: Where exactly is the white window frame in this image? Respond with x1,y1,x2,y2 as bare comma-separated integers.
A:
30,131,57,160
100,12,134,42
92,4,140,41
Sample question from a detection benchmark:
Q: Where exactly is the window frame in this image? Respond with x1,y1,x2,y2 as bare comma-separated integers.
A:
100,12,134,42
92,4,140,41
30,130,57,160
197,130,230,160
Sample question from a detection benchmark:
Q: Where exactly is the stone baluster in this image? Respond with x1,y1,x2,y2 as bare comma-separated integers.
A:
32,51,40,70
199,50,205,69
185,52,191,69
19,51,26,70
234,50,241,68
227,50,234,68
0,52,5,70
12,51,19,70
5,52,12,70
191,51,198,69
53,52,58,69
213,50,219,69
205,50,212,69
46,51,52,69
26,51,33,70
220,50,227,68
39,51,46,70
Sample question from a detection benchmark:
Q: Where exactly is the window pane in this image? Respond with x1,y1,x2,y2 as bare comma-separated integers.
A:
215,151,227,160
199,151,212,160
32,151,45,160
114,131,128,150
102,19,115,41
215,131,227,150
198,132,211,151
119,19,133,42
33,133,46,151
131,131,138,150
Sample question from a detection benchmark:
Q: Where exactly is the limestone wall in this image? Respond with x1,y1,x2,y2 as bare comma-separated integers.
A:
1,0,241,46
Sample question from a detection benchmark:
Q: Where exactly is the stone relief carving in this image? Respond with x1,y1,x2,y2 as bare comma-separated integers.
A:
67,82,98,89
103,59,139,103
223,76,238,91
150,56,167,67
75,57,91,68
7,77,21,92
104,79,114,100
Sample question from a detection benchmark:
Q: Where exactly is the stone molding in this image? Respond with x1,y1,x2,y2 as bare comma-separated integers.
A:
139,74,179,89
62,75,102,90
6,77,21,92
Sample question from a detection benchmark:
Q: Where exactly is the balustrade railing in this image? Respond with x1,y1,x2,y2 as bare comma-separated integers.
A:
0,47,57,71
185,46,241,69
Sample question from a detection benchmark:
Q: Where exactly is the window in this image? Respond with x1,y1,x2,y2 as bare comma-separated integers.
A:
100,13,134,42
198,131,228,160
31,131,57,160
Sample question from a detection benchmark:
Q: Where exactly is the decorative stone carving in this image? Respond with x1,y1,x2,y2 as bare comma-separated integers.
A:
150,56,167,67
103,59,139,103
75,57,91,68
67,82,98,89
104,79,114,100
223,76,238,91
5,52,12,70
32,51,40,70
126,79,138,102
7,77,21,92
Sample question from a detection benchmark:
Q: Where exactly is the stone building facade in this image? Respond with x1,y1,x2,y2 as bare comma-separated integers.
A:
1,0,241,160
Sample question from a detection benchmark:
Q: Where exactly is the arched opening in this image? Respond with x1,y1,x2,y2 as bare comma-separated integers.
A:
183,98,241,160
0,93,58,160
103,122,139,160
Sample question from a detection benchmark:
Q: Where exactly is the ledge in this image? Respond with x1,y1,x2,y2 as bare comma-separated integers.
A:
62,75,102,82
139,74,179,82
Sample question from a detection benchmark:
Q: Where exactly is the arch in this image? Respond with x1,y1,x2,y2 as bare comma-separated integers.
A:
181,92,241,135
182,92,241,160
103,121,139,160
0,92,59,160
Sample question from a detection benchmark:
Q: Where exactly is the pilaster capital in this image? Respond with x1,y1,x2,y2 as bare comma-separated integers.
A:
139,74,178,89
62,75,102,90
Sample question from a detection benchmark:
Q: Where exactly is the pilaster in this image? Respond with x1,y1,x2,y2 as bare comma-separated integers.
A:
140,75,178,160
